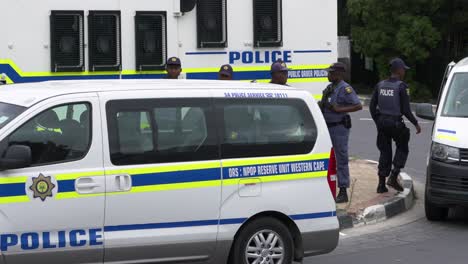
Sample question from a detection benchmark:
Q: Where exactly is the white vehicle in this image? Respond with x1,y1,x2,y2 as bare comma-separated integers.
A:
0,0,337,99
0,80,339,263
416,57,468,221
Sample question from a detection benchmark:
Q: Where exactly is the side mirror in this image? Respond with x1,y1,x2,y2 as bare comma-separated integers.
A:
416,103,436,121
0,145,32,171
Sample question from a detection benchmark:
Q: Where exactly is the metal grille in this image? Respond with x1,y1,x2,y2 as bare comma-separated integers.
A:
135,12,167,71
50,11,84,72
197,0,227,48
253,0,282,47
88,11,121,72
431,172,468,192
460,148,468,165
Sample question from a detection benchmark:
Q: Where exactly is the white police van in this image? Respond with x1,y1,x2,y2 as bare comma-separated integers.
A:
416,57,468,221
0,0,337,99
0,80,339,263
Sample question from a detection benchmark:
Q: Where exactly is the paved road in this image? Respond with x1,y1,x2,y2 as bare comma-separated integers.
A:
348,108,433,182
307,191,468,264
304,108,468,264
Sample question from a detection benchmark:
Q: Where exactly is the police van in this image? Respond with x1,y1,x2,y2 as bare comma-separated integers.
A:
0,0,337,99
416,57,468,221
0,80,339,263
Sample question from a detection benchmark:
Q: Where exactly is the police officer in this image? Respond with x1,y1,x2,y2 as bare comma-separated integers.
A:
370,58,422,193
165,57,182,79
218,64,234,80
320,62,362,203
270,60,289,86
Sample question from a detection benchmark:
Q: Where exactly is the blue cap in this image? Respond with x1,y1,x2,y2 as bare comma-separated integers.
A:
271,60,289,73
166,57,181,66
219,64,233,77
390,58,410,70
326,62,347,73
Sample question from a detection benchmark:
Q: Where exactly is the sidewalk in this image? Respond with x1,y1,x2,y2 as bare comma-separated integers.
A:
336,159,415,229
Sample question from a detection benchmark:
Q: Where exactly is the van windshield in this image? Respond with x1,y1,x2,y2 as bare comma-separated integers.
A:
0,102,26,130
442,73,468,117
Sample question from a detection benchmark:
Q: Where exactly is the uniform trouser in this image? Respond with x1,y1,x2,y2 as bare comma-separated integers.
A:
328,125,350,188
376,118,410,177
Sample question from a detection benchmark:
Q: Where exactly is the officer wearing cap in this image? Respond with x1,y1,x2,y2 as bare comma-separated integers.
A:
165,57,182,79
319,62,362,203
270,60,289,86
219,64,233,80
370,58,421,193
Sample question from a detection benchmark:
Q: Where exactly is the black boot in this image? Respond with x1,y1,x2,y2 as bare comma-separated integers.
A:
336,188,349,203
377,176,388,193
387,169,404,192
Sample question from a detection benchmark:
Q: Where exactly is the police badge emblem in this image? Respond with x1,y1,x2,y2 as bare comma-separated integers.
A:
30,174,55,201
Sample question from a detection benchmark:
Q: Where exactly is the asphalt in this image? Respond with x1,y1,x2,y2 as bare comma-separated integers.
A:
347,108,433,182
303,108,468,264
307,187,468,264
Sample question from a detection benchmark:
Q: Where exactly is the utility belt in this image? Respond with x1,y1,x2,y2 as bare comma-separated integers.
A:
378,114,405,129
327,115,352,129
379,114,402,122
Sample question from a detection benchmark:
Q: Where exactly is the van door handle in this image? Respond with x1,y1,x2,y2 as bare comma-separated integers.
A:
75,177,102,194
116,175,132,191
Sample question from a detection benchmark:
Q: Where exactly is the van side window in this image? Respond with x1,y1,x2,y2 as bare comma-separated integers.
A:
107,99,218,166
218,99,317,158
1,103,92,167
116,111,155,155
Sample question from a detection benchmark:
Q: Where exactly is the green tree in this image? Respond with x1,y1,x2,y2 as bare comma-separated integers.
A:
348,0,442,75
347,0,444,100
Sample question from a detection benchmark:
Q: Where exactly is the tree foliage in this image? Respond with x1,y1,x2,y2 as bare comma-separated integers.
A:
348,0,442,77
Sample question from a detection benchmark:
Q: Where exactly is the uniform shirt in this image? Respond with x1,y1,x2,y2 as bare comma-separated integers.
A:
369,78,419,126
322,80,361,123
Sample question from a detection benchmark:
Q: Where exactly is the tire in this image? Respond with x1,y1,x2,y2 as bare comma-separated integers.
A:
229,217,294,264
425,196,449,221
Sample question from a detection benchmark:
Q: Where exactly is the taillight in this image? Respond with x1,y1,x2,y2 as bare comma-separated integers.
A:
327,148,337,200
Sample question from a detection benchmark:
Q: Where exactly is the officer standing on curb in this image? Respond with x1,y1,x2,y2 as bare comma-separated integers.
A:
370,58,421,193
218,64,233,80
270,60,289,86
165,57,182,79
319,62,362,203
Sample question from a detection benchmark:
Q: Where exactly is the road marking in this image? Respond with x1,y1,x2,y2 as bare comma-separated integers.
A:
339,232,347,236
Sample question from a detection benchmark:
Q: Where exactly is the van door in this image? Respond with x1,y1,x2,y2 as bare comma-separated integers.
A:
99,91,221,263
0,94,105,264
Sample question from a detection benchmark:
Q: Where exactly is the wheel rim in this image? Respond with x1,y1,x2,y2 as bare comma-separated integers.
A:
244,229,285,264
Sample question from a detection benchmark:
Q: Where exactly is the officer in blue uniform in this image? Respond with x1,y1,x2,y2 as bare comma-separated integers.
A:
320,62,362,203
165,57,182,79
370,58,421,193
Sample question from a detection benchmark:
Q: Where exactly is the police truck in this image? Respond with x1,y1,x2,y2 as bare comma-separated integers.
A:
0,0,338,99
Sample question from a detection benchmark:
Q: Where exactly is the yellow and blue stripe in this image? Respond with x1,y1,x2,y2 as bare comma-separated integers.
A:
0,153,329,204
0,59,329,84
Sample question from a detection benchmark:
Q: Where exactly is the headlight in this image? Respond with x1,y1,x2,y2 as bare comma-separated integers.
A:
431,142,460,163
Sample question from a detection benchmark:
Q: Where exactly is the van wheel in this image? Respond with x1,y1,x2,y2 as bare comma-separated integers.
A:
425,197,449,221
230,217,293,264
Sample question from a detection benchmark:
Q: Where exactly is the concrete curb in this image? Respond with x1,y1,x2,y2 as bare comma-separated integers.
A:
337,171,415,229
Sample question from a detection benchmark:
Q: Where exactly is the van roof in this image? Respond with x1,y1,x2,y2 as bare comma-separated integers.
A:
454,57,468,72
0,80,300,107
